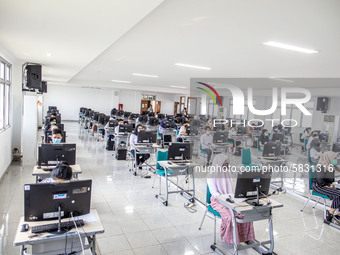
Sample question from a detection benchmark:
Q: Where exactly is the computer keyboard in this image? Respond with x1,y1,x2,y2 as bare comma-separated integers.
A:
31,219,84,233
42,167,54,171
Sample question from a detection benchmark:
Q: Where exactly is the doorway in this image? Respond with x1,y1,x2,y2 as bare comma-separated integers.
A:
140,100,161,115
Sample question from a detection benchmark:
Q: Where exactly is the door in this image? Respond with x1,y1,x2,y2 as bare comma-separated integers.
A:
155,101,161,115
174,102,179,115
140,100,149,114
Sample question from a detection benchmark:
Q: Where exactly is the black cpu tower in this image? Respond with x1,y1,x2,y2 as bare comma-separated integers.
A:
26,64,42,89
316,97,328,113
116,148,127,160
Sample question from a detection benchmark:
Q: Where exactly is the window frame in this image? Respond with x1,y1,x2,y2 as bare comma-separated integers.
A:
0,56,12,133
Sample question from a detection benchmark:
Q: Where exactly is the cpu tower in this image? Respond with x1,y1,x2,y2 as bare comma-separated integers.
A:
316,97,329,113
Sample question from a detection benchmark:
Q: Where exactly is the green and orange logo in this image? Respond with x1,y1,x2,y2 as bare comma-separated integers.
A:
196,82,223,106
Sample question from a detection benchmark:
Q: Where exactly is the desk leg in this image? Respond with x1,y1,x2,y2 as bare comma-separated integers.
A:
268,216,274,253
190,171,195,203
229,208,238,255
90,234,97,255
164,168,169,206
20,245,24,255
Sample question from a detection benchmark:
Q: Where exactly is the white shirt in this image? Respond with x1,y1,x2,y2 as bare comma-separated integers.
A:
177,126,186,137
310,148,322,163
115,125,120,134
200,133,213,150
306,136,315,149
130,133,138,147
301,130,310,140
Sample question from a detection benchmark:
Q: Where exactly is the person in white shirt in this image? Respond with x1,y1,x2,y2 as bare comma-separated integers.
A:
130,124,150,169
148,105,153,112
310,138,322,164
301,127,311,140
114,119,124,134
306,131,319,150
200,126,213,164
177,121,189,142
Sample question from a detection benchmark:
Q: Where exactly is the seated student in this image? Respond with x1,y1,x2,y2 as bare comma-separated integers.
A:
306,131,319,150
40,163,73,183
207,154,255,244
200,126,213,165
44,117,58,133
44,124,59,143
312,151,340,223
310,138,322,164
177,121,190,142
258,129,269,151
114,119,124,134
51,129,63,144
130,124,150,169
158,119,168,134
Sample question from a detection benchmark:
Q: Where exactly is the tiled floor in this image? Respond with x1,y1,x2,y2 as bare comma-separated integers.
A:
0,121,339,255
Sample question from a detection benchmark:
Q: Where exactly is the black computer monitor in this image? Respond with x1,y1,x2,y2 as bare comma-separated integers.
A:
98,115,110,125
91,112,99,120
262,142,281,157
85,109,91,117
130,113,139,120
38,143,76,166
213,132,228,144
283,127,291,134
118,124,133,133
138,115,148,123
116,111,124,116
319,133,329,143
271,133,284,142
148,117,156,125
314,130,321,136
168,121,176,129
81,108,87,114
45,123,64,132
24,180,92,221
45,115,61,125
141,111,149,115
234,170,272,206
157,114,165,120
237,126,247,135
167,115,175,122
332,142,340,152
185,126,191,135
148,112,154,117
124,112,131,118
137,131,157,143
167,143,192,160
45,131,67,143
49,106,57,111
176,113,183,118
108,120,118,128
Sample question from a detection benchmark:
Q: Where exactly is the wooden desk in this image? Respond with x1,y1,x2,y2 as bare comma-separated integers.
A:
214,195,283,255
32,164,82,183
13,209,104,255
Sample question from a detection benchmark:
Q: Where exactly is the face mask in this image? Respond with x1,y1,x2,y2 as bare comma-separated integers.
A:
52,139,62,144
207,131,212,135
265,132,268,137
331,159,338,165
51,122,57,125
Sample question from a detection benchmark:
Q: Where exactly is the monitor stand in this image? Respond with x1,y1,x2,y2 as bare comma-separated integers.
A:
50,205,67,235
246,186,263,206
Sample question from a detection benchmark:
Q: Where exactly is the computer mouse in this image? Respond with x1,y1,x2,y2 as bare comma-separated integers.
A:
226,197,234,203
36,165,41,169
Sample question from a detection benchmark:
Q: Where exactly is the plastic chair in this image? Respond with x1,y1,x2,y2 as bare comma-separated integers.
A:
301,167,330,218
241,148,261,169
200,144,208,164
299,133,304,143
199,185,221,245
152,151,177,192
257,138,263,152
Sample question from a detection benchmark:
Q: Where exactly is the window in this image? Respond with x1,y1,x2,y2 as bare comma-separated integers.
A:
0,57,11,132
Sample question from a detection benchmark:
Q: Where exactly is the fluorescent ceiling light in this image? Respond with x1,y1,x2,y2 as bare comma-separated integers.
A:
170,85,187,89
133,73,158,78
263,41,318,54
46,53,52,57
175,63,211,70
269,77,295,83
111,79,131,83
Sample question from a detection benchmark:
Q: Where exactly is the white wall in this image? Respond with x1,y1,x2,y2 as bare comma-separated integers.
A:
43,85,119,120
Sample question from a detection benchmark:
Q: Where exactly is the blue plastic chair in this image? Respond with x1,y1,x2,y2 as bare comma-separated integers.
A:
299,133,304,143
241,148,261,170
301,167,330,218
257,138,263,152
199,185,221,245
152,150,176,191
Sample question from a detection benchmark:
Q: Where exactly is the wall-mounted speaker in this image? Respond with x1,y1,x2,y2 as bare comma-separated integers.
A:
316,97,329,113
39,81,47,93
26,64,42,89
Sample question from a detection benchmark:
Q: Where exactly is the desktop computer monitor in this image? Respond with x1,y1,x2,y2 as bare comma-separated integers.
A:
148,117,159,126
138,115,148,123
157,114,165,120
237,126,247,135
234,170,272,206
262,142,281,157
24,180,92,221
49,106,57,111
108,120,118,128
167,143,192,161
148,112,154,117
185,126,191,135
332,142,340,152
271,133,284,143
314,130,321,136
117,111,124,116
91,112,99,120
141,111,149,115
85,109,91,117
168,121,176,129
319,133,329,143
98,115,110,125
118,124,133,133
213,131,228,144
137,131,157,143
38,143,76,166
167,115,175,122
124,112,131,118
45,131,67,143
130,113,139,120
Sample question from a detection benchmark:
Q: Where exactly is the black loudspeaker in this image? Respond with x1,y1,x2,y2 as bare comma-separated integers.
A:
39,81,47,93
26,64,42,89
316,97,328,113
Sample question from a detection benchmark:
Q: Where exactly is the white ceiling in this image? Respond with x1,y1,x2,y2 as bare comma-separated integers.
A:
1,0,340,94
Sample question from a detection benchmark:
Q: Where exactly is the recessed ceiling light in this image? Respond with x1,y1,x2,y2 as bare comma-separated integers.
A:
46,53,52,57
170,85,187,89
263,41,318,54
133,73,159,78
111,79,131,83
175,63,211,70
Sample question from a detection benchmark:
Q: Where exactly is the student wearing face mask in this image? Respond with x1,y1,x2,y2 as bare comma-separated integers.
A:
200,126,213,165
130,124,150,169
114,119,124,134
259,129,269,151
312,151,340,223
301,127,312,140
44,117,58,134
177,121,190,142
310,138,322,164
51,129,63,144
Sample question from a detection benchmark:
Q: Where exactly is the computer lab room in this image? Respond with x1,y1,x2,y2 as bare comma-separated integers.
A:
1,0,340,255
